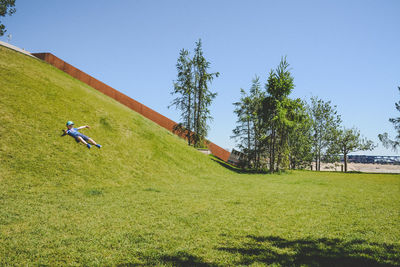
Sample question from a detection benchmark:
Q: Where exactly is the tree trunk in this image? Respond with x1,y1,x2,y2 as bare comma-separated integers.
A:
247,118,251,168
290,155,295,170
256,128,260,171
276,131,284,172
344,151,347,172
270,128,276,173
187,93,191,146
196,90,201,146
269,136,273,172
318,151,321,171
317,138,322,171
193,66,199,146
193,87,198,139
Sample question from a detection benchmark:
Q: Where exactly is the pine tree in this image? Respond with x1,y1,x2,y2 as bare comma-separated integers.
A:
170,40,219,148
169,49,193,145
192,39,219,147
263,57,295,172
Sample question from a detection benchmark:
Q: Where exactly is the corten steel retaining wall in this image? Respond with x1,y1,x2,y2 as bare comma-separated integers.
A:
32,53,231,162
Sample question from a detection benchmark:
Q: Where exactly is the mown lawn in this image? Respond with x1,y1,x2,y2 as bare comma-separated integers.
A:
1,169,399,266
0,46,399,266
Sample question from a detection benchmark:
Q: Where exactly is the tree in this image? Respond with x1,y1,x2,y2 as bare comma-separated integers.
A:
288,101,313,169
192,39,219,147
170,49,193,145
333,127,375,172
263,57,296,172
275,98,307,171
0,0,16,36
170,39,219,148
249,78,266,170
232,57,314,173
378,86,400,151
232,77,265,170
232,88,253,168
308,97,341,171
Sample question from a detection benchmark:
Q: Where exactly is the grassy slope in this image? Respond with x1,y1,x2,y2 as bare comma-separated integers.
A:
0,47,399,266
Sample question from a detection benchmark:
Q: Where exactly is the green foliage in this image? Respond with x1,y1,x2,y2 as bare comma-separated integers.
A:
0,47,399,266
379,86,400,151
233,57,313,172
192,39,219,146
288,100,314,169
170,39,219,147
308,97,342,170
170,48,193,145
266,56,294,100
263,57,304,172
0,0,15,36
331,127,375,172
232,76,265,170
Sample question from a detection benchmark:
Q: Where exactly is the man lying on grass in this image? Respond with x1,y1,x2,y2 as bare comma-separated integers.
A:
62,121,102,149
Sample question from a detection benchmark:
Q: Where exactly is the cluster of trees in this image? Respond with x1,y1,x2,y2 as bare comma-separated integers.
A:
0,0,16,36
169,39,219,147
232,57,375,173
169,42,381,173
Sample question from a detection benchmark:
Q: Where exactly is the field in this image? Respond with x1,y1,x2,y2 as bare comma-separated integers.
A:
1,46,399,266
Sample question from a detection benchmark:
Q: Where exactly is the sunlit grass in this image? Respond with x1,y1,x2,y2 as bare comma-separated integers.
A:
0,47,399,266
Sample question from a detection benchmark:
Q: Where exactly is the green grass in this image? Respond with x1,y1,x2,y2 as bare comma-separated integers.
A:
0,46,399,266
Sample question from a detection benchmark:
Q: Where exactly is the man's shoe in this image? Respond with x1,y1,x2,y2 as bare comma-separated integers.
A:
96,144,102,148
87,144,91,149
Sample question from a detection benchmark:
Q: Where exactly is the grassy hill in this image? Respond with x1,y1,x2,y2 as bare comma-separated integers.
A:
0,46,399,266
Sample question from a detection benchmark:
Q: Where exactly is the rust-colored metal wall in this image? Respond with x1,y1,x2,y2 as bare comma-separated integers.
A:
32,52,231,162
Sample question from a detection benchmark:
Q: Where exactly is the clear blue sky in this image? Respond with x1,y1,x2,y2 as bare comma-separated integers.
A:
3,0,399,155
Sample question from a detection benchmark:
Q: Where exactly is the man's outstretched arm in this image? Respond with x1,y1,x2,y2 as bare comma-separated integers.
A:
77,125,90,130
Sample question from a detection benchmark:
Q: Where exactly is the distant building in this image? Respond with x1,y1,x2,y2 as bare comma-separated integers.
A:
347,155,400,165
228,151,400,166
228,149,247,165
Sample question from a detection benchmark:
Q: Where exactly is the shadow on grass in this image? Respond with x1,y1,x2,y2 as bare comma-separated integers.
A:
119,251,218,267
159,251,218,267
210,158,268,174
218,235,400,266
143,187,161,193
